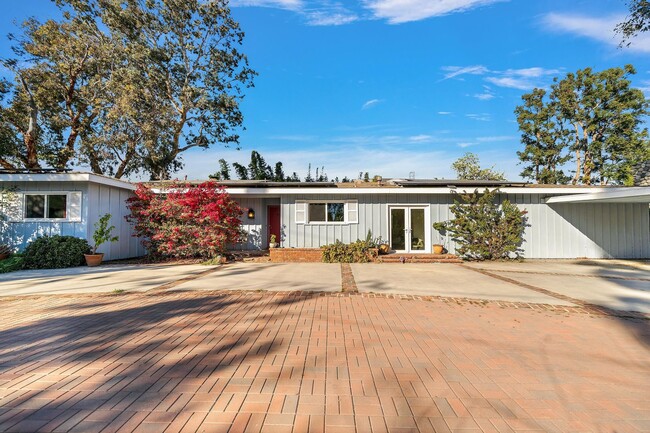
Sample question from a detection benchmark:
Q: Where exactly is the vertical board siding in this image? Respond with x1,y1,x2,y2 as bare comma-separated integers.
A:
231,197,281,250
1,181,89,251
86,183,145,261
279,193,650,259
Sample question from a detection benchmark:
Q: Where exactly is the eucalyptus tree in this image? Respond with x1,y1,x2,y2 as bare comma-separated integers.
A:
515,65,649,185
616,0,650,46
1,0,256,179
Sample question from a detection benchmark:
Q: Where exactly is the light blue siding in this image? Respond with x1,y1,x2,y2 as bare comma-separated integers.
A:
1,181,144,261
279,192,650,259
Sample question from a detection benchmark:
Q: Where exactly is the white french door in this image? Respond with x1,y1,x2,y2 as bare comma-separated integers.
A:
389,206,430,253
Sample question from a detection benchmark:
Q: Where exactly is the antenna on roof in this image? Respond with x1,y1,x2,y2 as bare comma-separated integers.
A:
408,171,415,180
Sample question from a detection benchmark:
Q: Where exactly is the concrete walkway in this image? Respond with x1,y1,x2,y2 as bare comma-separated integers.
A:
464,260,650,314
0,264,217,296
172,262,341,292
351,263,575,306
0,260,648,314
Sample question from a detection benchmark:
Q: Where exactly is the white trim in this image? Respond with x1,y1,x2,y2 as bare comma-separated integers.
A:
387,204,431,254
20,191,76,222
224,186,612,196
0,172,136,190
545,187,650,204
303,200,353,225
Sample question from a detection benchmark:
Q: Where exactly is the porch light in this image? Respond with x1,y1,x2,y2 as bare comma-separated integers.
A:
247,208,255,219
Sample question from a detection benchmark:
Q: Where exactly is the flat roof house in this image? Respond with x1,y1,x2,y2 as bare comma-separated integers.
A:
2,173,649,260
0,172,144,261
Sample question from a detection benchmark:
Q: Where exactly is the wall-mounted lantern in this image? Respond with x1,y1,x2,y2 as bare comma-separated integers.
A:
247,208,255,219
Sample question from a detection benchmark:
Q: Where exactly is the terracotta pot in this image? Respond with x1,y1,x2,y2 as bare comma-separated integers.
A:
432,244,444,255
84,253,104,267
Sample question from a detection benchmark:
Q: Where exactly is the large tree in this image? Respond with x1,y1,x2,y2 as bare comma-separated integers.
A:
616,0,650,46
1,0,255,179
451,152,506,181
515,88,572,184
515,65,650,185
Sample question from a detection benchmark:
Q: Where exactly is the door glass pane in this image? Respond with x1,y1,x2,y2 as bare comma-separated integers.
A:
25,195,45,219
410,208,425,251
390,208,406,251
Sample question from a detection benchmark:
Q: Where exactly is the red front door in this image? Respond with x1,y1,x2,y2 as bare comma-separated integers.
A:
267,205,281,247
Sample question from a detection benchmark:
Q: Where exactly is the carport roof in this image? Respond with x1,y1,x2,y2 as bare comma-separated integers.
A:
545,187,650,204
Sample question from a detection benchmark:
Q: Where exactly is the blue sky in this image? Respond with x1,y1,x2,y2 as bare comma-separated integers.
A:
2,0,650,180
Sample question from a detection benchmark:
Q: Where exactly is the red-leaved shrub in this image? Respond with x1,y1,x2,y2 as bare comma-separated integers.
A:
126,181,244,258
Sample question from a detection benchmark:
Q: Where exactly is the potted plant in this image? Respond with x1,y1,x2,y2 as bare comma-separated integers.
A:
432,223,446,255
269,234,279,248
85,213,119,267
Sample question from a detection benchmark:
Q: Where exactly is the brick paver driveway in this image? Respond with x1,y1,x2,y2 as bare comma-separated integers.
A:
0,291,647,433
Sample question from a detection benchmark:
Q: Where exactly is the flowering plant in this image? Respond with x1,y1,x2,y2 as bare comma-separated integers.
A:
126,181,244,258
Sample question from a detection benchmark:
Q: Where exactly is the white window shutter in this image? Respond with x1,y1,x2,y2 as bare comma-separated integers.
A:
346,200,358,223
295,201,306,224
2,192,23,222
68,192,82,222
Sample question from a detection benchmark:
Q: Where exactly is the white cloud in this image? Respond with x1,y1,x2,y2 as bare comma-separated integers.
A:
441,65,490,80
231,0,357,26
466,113,491,121
437,111,452,115
305,10,358,25
442,65,560,90
472,85,495,100
476,135,515,142
364,0,506,24
542,13,650,54
408,134,434,143
362,99,383,110
457,142,474,148
230,0,302,10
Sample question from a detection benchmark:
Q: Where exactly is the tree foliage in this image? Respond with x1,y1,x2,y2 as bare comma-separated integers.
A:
515,89,572,184
616,0,650,46
126,181,244,258
451,153,506,181
433,189,527,261
1,0,256,179
516,65,650,185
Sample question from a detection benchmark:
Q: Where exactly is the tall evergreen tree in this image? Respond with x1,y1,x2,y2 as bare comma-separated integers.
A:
209,158,231,180
515,89,571,184
273,162,285,182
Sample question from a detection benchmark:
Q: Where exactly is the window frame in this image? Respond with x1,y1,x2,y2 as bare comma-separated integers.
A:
305,200,351,225
22,192,71,222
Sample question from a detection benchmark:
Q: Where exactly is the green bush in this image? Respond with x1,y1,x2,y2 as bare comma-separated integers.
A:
433,188,527,261
0,255,24,273
322,240,378,263
22,235,91,269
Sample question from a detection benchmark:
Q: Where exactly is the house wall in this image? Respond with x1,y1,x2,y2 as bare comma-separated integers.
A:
279,193,650,259
232,197,281,250
1,181,89,251
86,183,145,261
1,181,144,261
